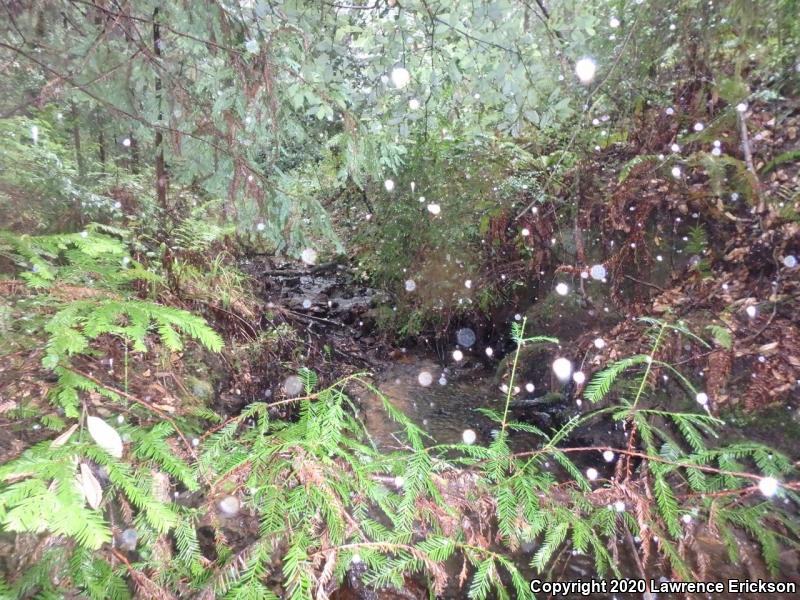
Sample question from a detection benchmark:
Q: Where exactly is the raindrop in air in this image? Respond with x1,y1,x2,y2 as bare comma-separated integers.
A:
283,376,304,397
256,222,265,231
427,203,441,215
693,122,704,132
405,279,416,292
390,67,410,89
31,125,39,144
590,264,607,280
525,382,535,393
552,358,573,382
736,102,748,113
485,347,494,357
594,338,606,349
218,495,240,516
671,166,682,178
573,371,586,385
418,371,433,387
696,392,708,405
783,255,797,268
122,138,131,147
586,468,599,481
758,476,778,497
408,98,420,110
457,328,476,347
575,58,597,83
609,16,620,28
119,528,138,550
603,450,615,462
746,305,757,318
384,179,395,192
614,501,626,512
555,282,569,296
462,429,477,445
452,349,463,361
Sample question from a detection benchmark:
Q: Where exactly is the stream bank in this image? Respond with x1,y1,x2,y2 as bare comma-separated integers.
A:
234,246,800,599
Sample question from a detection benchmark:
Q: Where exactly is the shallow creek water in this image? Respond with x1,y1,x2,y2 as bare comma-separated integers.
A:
253,262,798,599
357,355,799,600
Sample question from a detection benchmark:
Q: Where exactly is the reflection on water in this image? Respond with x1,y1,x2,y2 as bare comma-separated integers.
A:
367,357,504,449
359,356,800,600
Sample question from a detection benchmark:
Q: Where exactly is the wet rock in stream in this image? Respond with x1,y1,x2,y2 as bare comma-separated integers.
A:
254,259,389,330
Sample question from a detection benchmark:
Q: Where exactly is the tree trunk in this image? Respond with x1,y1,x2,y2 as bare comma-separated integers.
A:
70,102,85,177
153,7,167,212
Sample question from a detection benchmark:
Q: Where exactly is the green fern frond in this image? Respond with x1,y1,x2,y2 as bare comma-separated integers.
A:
584,355,649,403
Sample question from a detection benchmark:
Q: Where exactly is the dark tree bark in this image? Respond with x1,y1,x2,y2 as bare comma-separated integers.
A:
153,7,168,211
70,102,85,178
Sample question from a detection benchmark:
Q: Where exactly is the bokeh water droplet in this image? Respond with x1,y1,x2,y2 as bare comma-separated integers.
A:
282,375,304,397
417,371,433,387
552,358,573,382
119,528,138,550
456,327,476,347
218,495,240,516
758,477,778,497
390,67,410,89
575,57,597,83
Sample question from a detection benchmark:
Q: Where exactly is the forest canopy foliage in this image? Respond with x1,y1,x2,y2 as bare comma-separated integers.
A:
2,0,796,250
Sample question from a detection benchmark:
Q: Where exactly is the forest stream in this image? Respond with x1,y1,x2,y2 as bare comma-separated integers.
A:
247,260,800,600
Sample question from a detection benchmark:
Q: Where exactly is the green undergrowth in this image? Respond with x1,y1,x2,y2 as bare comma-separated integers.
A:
1,246,797,600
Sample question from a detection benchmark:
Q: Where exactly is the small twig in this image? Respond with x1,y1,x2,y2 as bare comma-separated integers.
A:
624,525,648,580
507,444,796,486
624,274,665,292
